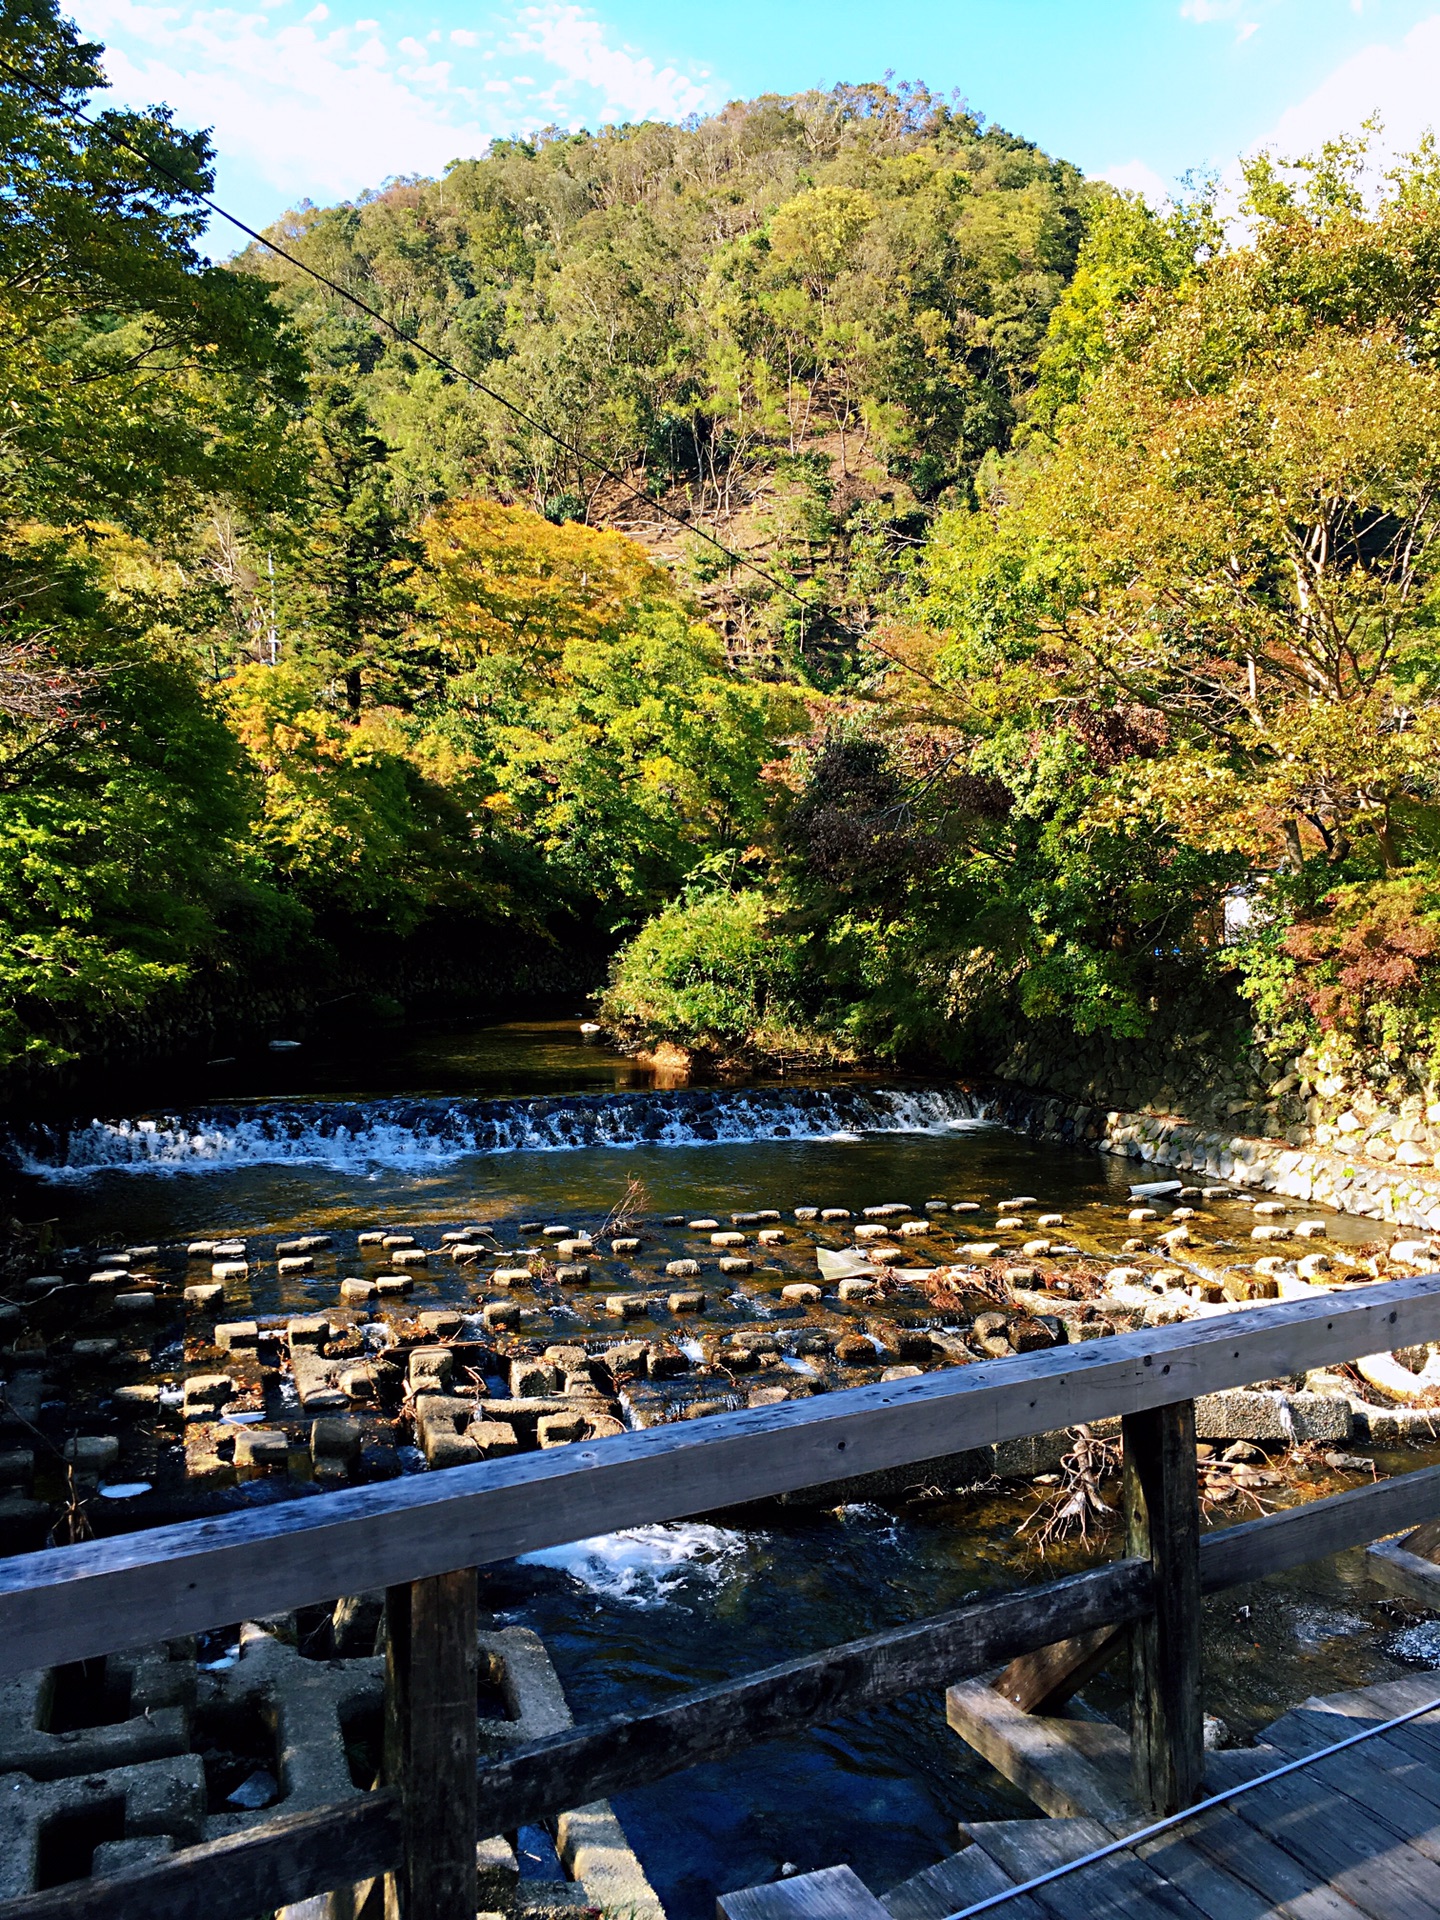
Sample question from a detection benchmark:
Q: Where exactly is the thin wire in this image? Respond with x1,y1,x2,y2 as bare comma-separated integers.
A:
945,1686,1440,1918
0,55,815,616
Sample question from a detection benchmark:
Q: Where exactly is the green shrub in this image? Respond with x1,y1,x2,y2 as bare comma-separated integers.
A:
602,890,848,1064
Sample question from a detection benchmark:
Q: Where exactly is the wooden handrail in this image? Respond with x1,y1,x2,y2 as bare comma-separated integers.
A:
7,1459,1440,1920
1,1277,1436,1678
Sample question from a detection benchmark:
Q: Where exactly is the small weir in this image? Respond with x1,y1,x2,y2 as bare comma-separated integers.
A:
3,1026,1440,1917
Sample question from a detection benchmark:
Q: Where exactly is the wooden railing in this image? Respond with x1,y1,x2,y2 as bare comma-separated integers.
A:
3,1275,1440,1919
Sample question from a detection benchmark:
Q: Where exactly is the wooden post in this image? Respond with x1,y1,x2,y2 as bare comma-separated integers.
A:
384,1568,478,1920
1123,1399,1203,1814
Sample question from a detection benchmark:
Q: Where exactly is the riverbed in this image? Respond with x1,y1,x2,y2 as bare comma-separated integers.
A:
4,1017,1439,1915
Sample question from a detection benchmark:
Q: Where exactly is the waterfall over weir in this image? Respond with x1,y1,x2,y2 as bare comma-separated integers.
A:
9,1083,999,1178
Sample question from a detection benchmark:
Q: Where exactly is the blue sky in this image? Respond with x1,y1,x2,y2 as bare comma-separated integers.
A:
68,0,1440,241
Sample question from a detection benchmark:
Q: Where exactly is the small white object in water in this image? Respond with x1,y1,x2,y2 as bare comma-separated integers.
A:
98,1482,152,1500
223,1410,266,1425
268,1039,302,1051
1130,1180,1183,1198
579,1022,602,1035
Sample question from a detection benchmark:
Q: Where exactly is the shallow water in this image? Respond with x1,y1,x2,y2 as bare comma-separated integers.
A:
5,1017,1432,1916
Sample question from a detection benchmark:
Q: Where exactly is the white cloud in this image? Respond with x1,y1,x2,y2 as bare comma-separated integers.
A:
70,0,720,217
1236,20,1259,42
508,3,712,121
1248,11,1440,165
1094,158,1173,205
1180,0,1243,20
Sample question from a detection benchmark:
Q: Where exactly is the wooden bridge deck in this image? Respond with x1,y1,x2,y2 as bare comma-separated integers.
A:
721,1672,1440,1920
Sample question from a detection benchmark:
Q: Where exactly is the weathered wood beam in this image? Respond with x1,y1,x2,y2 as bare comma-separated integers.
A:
9,1449,1440,1920
383,1569,477,1920
470,1559,1154,1836
1124,1400,1204,1814
992,1624,1126,1714
3,1280,1438,1677
1199,1459,1440,1591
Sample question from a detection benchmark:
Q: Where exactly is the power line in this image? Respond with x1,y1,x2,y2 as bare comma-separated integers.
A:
0,53,824,622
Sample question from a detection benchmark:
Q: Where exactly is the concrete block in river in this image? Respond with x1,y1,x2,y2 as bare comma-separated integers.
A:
409,1346,454,1390
182,1374,233,1417
184,1283,224,1309
666,1259,700,1278
62,1434,120,1472
0,1754,206,1898
719,1257,752,1274
782,1283,822,1303
277,1256,313,1275
605,1294,647,1318
215,1321,259,1350
512,1358,562,1398
668,1289,705,1311
115,1292,157,1313
338,1364,376,1400
418,1309,463,1337
310,1418,362,1463
493,1268,532,1288
482,1301,520,1329
211,1261,249,1280
537,1413,587,1447
339,1278,377,1302
555,1264,590,1283
0,1644,192,1782
1195,1390,1351,1443
375,1275,412,1296
837,1279,877,1301
286,1316,330,1346
470,1419,520,1461
233,1427,289,1468
198,1625,383,1837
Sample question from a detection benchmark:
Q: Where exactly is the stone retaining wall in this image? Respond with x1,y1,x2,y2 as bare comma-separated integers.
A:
992,1085,1440,1234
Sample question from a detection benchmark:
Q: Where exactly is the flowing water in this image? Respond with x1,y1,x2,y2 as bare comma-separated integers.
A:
5,1018,1438,1914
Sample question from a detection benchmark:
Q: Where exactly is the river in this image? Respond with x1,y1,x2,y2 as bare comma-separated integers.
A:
5,1016,1438,1914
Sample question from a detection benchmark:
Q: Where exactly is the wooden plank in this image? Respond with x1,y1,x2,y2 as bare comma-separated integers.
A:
3,1279,1439,1676
944,1680,1135,1819
0,1796,400,1920
1125,1401,1204,1815
1230,1770,1440,1920
1260,1719,1440,1824
1179,1806,1373,1920
1364,1539,1440,1609
992,1625,1126,1714
1128,1822,1290,1920
474,1560,1152,1835
717,1865,890,1920
383,1570,477,1920
881,1844,1039,1920
1199,1462,1440,1593
973,1813,1209,1920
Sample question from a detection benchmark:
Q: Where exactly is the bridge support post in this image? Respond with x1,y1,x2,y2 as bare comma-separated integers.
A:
384,1567,478,1920
1123,1398,1203,1814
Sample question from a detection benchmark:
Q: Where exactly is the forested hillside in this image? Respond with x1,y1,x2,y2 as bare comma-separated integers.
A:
4,0,1439,1125
245,88,1090,671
